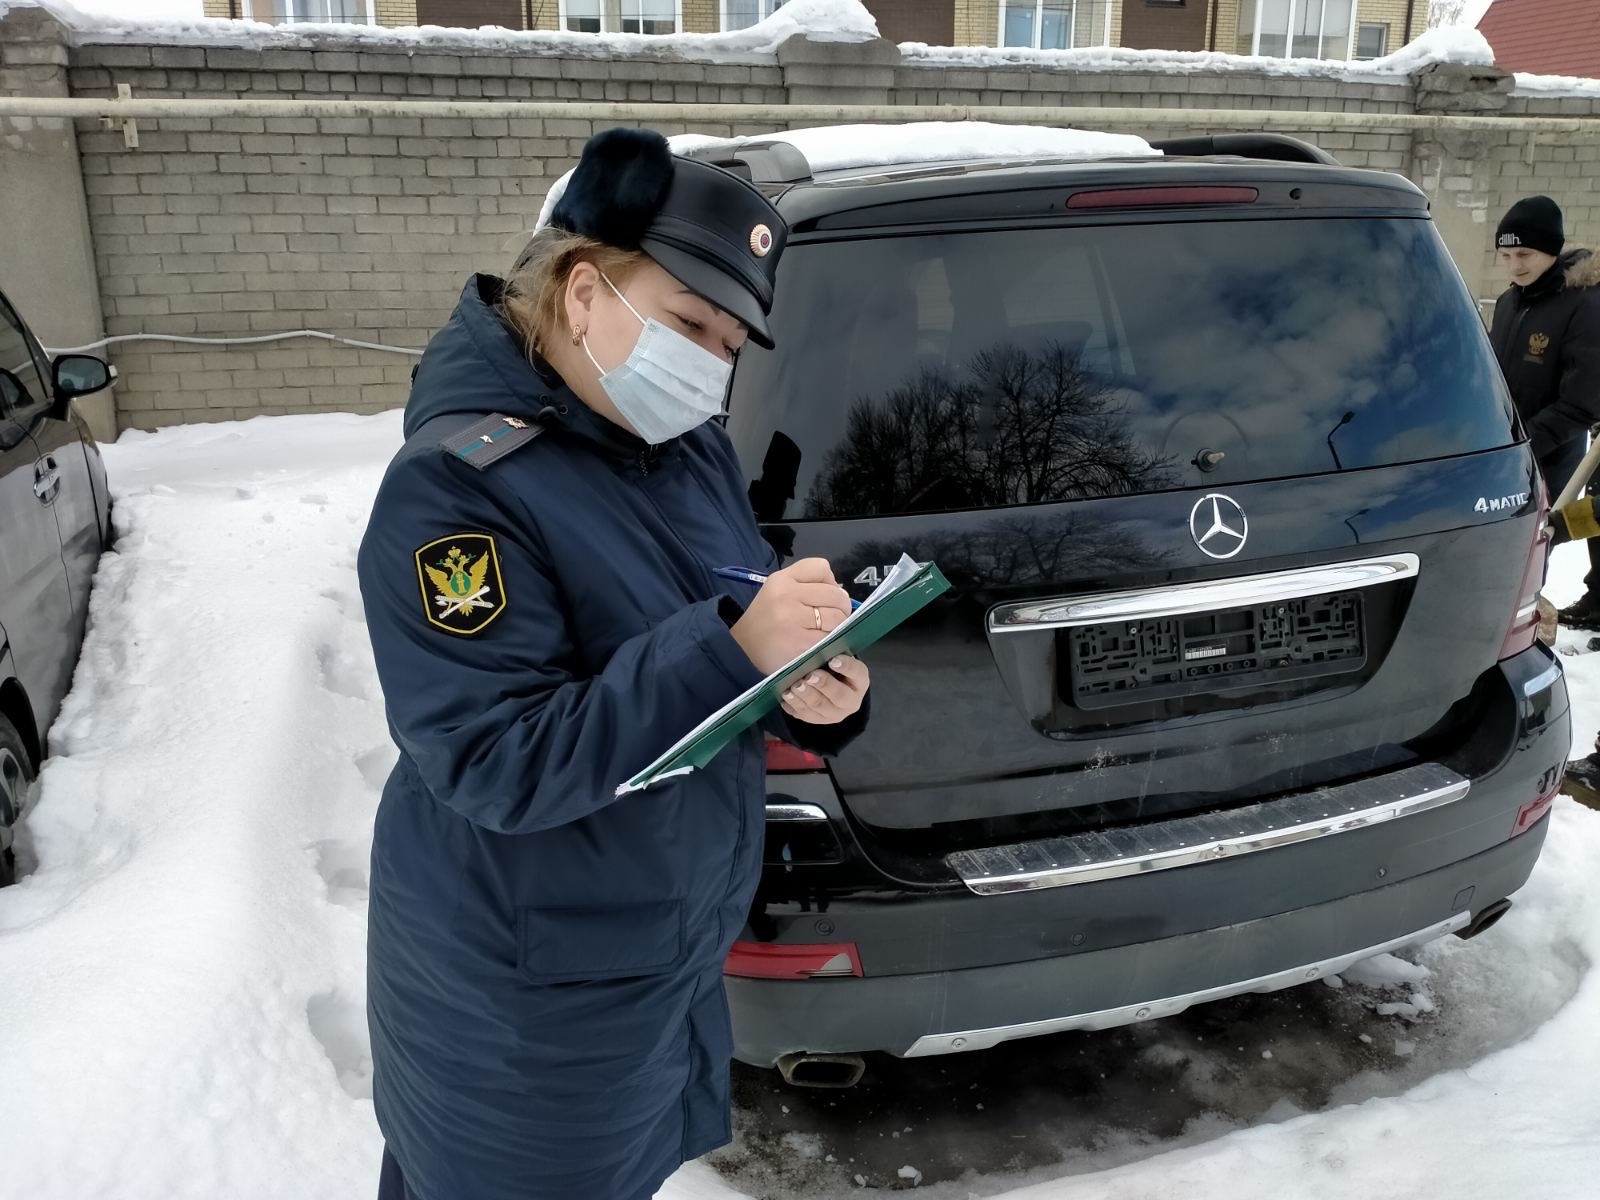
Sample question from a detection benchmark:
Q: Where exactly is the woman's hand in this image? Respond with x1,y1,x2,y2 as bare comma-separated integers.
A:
729,558,853,675
781,655,870,725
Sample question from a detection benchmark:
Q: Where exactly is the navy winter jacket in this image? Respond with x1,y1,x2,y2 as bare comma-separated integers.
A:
356,274,865,1200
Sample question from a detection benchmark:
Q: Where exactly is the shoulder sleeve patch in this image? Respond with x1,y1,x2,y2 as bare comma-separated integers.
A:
415,533,508,636
440,414,546,471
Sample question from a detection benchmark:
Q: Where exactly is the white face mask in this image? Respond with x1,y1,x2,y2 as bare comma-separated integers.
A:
582,274,734,446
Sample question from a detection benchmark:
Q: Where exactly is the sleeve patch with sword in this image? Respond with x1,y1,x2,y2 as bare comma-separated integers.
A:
414,532,507,636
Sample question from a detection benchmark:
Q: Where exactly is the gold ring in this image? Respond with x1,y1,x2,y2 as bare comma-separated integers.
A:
813,606,822,630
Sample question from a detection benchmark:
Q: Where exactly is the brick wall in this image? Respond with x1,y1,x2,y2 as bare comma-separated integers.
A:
414,0,522,28
953,0,998,46
862,0,955,46
683,0,718,34
889,58,1415,113
1355,0,1426,59
61,38,790,428
374,0,419,26
1122,1,1212,52
5,14,1598,431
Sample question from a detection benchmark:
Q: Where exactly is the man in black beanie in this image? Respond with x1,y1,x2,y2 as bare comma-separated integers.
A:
1488,194,1600,626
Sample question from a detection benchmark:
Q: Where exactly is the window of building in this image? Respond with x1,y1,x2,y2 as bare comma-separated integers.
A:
1237,0,1354,61
722,0,788,32
562,2,682,34
1355,22,1389,59
241,0,375,22
999,1,1113,50
564,0,603,32
624,0,678,34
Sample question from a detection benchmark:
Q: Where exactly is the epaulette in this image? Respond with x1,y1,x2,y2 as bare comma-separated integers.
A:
439,414,546,471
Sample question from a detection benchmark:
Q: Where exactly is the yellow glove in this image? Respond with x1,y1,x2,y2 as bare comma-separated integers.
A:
1552,496,1600,545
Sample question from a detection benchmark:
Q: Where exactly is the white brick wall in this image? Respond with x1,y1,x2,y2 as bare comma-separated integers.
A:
31,33,1600,429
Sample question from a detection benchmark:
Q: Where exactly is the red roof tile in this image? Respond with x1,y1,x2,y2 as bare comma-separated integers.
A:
1479,0,1600,79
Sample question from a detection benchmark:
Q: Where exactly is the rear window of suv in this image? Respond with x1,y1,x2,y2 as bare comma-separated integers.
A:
728,217,1515,522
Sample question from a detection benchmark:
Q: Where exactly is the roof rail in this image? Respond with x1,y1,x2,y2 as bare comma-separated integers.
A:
1149,133,1341,166
675,138,814,185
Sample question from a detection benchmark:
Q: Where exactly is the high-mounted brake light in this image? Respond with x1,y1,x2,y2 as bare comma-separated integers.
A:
1066,185,1260,210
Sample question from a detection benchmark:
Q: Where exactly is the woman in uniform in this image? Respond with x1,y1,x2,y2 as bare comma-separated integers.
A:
357,127,870,1200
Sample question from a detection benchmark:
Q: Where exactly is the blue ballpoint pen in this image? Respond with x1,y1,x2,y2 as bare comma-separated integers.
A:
714,566,861,610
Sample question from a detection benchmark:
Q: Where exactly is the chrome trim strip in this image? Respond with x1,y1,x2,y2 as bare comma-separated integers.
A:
902,911,1471,1057
765,803,830,823
988,552,1420,632
1523,656,1563,698
946,762,1469,896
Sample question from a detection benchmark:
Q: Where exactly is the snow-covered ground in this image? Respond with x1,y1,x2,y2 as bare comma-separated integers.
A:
0,411,1597,1198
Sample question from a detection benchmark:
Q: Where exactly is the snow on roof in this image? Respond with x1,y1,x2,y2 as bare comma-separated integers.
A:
0,0,877,58
685,123,1158,174
532,123,1159,232
899,26,1497,82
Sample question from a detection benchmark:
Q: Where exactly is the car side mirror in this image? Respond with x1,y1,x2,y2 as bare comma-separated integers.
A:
54,353,113,401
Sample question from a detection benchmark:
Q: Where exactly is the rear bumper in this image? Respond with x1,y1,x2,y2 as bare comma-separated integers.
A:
729,823,1546,1064
729,645,1569,1066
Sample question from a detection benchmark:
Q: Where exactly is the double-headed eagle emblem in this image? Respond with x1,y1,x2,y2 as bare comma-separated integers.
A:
414,533,506,636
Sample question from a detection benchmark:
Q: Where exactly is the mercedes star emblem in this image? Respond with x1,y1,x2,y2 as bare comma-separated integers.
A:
1190,493,1248,560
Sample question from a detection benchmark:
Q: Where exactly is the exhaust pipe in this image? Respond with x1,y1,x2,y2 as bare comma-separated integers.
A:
776,1052,866,1089
1454,898,1513,940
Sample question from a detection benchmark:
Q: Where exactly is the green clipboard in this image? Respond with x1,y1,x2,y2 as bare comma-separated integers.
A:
616,556,950,796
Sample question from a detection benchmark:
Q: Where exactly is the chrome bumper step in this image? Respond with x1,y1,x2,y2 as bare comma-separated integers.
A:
902,911,1470,1056
945,761,1470,896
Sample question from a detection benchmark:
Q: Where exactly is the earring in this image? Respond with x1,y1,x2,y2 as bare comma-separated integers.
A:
571,327,582,345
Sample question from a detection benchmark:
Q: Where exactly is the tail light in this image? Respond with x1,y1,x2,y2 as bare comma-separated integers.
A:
725,941,863,980
765,735,824,774
1500,486,1552,661
1066,185,1259,210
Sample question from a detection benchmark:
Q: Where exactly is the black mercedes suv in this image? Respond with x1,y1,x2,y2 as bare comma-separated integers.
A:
702,130,1569,1085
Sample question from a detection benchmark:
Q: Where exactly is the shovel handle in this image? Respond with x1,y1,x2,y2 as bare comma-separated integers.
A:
1550,435,1600,513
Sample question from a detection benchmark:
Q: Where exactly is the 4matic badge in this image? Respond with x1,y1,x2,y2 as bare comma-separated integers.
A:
1474,492,1531,514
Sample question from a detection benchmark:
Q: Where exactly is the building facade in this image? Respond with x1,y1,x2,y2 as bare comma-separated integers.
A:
198,1,1427,59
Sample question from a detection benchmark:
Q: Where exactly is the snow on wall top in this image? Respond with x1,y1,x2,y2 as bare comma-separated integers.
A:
1513,72,1600,98
0,0,878,59
899,26,1497,82
5,0,1598,99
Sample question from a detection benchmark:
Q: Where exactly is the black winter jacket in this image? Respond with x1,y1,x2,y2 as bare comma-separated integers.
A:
1488,248,1600,461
